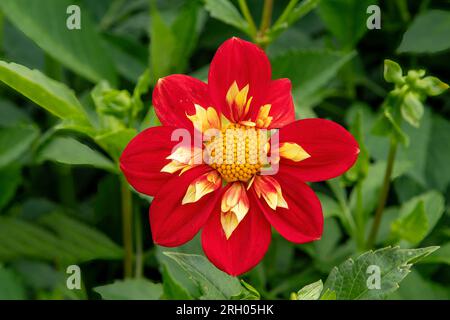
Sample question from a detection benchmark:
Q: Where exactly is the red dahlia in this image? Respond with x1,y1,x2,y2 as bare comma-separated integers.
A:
120,37,359,276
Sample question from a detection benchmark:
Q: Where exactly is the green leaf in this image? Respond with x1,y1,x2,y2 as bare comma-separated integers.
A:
132,69,151,119
393,191,445,245
0,61,89,122
150,1,200,83
271,50,355,101
318,0,377,49
94,279,163,300
0,99,32,126
0,165,22,210
320,288,337,300
421,242,450,265
0,212,123,263
401,92,424,128
0,125,39,168
383,60,404,85
391,201,428,245
204,0,249,34
323,246,438,299
35,137,116,172
426,114,450,191
346,109,369,181
94,128,137,161
163,252,248,299
397,10,450,54
0,0,117,84
296,280,323,300
0,265,26,299
389,270,450,300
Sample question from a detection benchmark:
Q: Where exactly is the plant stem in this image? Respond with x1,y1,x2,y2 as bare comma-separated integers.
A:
120,176,134,278
134,207,143,278
355,181,365,251
259,0,274,34
273,0,299,30
0,10,4,55
238,0,258,37
366,139,398,248
396,0,410,22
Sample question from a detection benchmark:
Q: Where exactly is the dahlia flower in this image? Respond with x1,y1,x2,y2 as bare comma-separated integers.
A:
120,37,359,275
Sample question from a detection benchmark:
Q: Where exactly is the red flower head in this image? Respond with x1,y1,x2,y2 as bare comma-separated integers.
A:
120,37,359,276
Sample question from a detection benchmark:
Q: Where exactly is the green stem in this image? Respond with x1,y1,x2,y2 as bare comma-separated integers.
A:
396,0,410,22
55,165,76,208
134,207,143,278
238,0,258,37
0,10,4,55
259,0,274,34
366,139,398,248
272,0,299,30
120,177,134,278
327,179,356,238
355,181,365,251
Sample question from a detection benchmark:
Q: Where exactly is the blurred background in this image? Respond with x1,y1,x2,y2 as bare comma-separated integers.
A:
0,0,449,300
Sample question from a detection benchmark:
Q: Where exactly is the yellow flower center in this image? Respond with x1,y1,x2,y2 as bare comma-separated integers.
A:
207,123,268,182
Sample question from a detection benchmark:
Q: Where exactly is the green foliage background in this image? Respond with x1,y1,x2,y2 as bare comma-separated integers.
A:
0,0,449,300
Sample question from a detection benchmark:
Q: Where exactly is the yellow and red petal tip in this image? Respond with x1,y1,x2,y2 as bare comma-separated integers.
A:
220,182,250,238
279,142,311,162
252,176,289,210
182,171,221,205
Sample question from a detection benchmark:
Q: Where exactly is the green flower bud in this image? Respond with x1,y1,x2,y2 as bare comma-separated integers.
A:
418,76,449,96
401,91,424,127
384,59,404,85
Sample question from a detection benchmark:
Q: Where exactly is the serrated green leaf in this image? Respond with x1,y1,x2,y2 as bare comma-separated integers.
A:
94,279,163,300
0,61,89,122
0,0,117,84
323,246,439,300
320,288,337,300
35,137,116,172
163,252,247,300
296,280,323,300
397,10,450,54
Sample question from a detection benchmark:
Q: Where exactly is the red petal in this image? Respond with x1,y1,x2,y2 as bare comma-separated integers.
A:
120,126,181,196
276,118,359,182
251,175,323,243
208,37,271,121
150,165,221,247
201,201,271,276
153,74,213,129
250,78,295,128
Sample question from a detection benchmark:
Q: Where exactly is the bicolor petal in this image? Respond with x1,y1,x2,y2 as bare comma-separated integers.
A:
253,172,323,243
153,74,214,130
276,118,360,182
202,200,271,276
208,38,271,122
150,165,221,247
120,126,181,196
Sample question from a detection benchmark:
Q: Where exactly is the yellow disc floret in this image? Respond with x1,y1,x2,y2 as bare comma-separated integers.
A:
207,123,268,182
